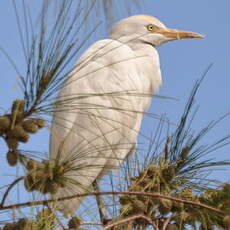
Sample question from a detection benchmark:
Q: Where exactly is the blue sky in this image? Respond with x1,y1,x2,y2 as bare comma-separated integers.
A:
141,0,230,181
0,0,229,212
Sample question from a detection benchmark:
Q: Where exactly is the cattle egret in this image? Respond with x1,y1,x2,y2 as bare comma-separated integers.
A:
50,15,203,215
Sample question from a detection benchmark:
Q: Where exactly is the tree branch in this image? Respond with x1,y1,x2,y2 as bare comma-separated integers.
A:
162,216,172,230
0,191,228,215
0,176,24,207
103,214,154,230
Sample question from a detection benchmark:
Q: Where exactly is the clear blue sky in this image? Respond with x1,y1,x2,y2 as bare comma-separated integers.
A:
0,0,229,211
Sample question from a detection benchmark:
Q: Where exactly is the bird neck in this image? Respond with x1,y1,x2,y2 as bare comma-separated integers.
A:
110,34,162,94
112,34,157,54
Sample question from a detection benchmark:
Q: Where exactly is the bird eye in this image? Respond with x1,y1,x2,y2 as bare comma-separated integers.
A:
147,24,158,32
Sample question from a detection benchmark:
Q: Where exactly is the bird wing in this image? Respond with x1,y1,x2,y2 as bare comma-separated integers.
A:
49,39,158,215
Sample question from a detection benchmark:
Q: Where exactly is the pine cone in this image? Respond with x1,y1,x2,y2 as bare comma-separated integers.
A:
32,118,46,128
6,136,19,150
6,150,18,166
12,125,29,142
22,120,39,133
0,115,11,132
68,216,82,229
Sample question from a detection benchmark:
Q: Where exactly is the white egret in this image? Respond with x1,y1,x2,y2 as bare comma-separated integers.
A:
50,15,203,215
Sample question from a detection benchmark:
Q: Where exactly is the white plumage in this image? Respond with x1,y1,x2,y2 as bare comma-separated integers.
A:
49,15,203,215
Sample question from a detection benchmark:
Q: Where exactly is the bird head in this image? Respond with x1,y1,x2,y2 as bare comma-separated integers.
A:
109,15,204,47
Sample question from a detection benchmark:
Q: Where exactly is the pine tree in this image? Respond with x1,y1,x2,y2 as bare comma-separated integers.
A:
0,1,229,230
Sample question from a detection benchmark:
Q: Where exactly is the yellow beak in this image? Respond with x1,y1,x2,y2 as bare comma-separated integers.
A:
157,27,204,39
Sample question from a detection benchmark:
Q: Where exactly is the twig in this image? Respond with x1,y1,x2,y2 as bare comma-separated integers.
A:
103,214,154,230
162,216,172,230
81,221,103,226
0,176,24,207
93,181,109,225
0,191,228,215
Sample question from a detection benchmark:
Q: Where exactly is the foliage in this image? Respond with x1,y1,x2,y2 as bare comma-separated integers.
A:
0,1,229,230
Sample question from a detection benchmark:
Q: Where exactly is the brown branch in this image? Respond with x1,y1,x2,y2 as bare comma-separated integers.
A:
0,176,24,207
0,191,228,215
103,214,154,230
93,181,108,225
162,216,173,230
81,222,103,226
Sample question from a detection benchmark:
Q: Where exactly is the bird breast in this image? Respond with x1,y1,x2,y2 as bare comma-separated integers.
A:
50,39,162,170
73,39,162,109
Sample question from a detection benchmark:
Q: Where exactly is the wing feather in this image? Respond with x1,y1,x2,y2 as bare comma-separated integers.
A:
49,39,158,214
